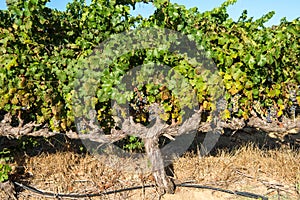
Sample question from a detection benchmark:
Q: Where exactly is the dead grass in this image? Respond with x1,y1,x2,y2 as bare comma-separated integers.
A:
174,144,300,199
10,144,300,200
14,152,156,199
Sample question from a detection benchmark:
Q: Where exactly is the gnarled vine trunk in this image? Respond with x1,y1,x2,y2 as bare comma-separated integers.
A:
144,137,175,195
1,105,299,195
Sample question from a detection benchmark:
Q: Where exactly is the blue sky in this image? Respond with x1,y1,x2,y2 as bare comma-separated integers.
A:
0,0,299,26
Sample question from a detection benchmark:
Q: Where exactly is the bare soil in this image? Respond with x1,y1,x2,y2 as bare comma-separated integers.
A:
1,128,300,200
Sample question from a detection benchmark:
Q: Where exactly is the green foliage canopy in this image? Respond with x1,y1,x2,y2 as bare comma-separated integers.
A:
0,0,299,132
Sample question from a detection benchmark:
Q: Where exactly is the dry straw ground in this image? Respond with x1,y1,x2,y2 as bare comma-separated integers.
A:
2,129,300,200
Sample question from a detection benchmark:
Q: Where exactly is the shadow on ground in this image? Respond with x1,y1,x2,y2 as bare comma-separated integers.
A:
191,127,300,155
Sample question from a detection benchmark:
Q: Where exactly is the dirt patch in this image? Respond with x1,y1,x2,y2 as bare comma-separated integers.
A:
1,129,300,200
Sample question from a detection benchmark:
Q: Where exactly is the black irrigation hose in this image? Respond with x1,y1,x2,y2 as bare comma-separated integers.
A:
14,181,155,198
14,181,268,200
